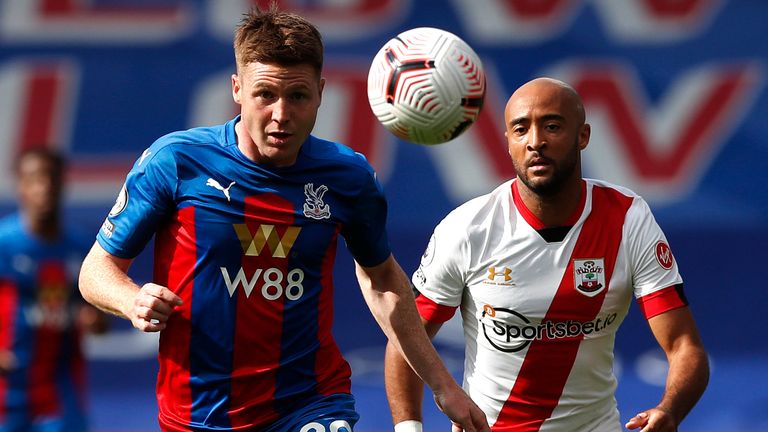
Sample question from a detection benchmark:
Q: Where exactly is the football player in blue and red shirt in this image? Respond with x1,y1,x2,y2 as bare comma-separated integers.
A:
78,5,489,432
0,148,107,432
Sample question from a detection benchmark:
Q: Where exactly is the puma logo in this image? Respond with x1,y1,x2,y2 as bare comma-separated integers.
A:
206,178,236,202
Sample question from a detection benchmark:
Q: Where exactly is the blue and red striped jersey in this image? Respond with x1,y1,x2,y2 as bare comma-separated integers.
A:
0,213,89,431
96,116,391,431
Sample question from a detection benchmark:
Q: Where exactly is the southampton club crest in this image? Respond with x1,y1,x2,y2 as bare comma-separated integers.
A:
573,259,606,297
303,183,331,220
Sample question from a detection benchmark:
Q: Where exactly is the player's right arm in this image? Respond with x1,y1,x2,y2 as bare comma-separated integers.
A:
79,241,181,333
80,141,180,332
385,317,444,430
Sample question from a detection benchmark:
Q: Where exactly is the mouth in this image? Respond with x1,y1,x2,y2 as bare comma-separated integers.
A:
267,131,292,144
527,156,553,170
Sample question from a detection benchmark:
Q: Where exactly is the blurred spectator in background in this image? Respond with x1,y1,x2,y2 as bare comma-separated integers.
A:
0,147,107,432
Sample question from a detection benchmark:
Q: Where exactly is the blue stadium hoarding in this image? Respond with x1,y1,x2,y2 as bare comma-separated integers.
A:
0,0,766,430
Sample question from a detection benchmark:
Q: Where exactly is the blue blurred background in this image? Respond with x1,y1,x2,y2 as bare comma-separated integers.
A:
1,0,766,430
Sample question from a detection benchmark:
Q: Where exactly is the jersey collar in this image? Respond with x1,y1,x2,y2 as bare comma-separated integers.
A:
511,179,587,230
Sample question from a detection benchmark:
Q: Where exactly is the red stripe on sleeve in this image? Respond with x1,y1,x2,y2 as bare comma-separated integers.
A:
415,294,457,323
637,285,687,319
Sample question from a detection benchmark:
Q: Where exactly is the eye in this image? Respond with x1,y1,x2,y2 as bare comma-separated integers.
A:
290,91,309,101
512,125,527,135
254,89,275,100
545,122,562,132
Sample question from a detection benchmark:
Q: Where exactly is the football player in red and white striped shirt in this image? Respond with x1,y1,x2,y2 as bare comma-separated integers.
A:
385,77,709,432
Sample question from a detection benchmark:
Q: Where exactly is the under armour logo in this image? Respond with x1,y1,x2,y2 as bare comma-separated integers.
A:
488,267,512,282
206,178,236,202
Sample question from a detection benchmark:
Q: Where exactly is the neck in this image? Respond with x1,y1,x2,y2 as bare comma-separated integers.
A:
516,178,584,228
235,121,257,161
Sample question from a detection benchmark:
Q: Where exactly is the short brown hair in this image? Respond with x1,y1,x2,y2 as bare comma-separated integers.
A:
233,3,324,75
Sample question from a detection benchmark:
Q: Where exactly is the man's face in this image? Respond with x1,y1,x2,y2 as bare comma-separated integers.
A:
17,154,62,220
231,61,324,167
504,82,589,196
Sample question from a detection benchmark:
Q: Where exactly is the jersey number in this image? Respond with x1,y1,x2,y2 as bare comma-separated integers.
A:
300,420,352,432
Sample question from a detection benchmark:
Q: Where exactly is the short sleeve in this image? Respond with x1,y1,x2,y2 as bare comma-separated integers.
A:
97,143,177,259
412,214,468,309
624,197,683,299
340,164,391,267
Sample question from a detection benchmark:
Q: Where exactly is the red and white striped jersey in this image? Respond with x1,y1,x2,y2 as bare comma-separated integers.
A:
413,178,686,432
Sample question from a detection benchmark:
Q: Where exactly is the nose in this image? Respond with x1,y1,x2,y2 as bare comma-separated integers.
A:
527,125,546,151
271,97,290,123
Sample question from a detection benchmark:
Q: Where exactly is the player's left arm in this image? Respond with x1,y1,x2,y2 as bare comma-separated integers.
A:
625,306,709,431
355,255,489,432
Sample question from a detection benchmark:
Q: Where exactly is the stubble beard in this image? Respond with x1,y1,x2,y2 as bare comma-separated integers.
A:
513,141,580,198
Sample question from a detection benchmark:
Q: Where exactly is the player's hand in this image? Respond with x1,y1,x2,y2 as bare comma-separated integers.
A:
625,407,677,432
127,283,183,332
433,385,491,432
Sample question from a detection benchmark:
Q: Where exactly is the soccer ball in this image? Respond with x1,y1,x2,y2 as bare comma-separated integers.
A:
367,27,486,145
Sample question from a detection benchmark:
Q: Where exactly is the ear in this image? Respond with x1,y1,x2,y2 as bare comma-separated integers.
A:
504,130,514,156
231,73,242,105
318,77,326,102
578,123,591,150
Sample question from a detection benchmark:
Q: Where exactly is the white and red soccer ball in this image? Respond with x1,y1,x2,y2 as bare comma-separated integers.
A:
367,27,486,145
